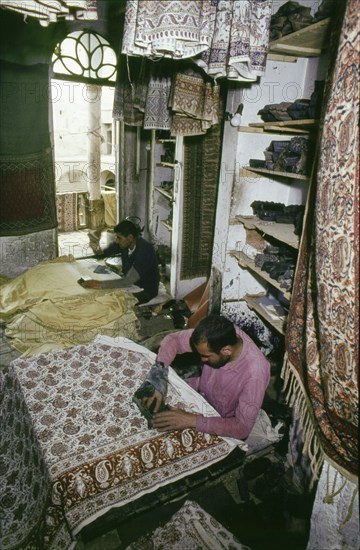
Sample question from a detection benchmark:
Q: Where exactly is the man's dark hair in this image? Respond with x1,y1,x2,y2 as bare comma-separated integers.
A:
114,219,141,238
190,315,237,353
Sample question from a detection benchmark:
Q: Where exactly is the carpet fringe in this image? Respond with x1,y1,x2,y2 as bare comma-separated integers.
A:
281,353,324,487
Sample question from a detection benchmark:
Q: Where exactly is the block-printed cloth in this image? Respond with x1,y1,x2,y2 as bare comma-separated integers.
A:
282,0,358,483
1,338,235,549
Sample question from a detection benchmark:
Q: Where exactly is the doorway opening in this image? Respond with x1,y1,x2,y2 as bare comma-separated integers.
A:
51,30,117,259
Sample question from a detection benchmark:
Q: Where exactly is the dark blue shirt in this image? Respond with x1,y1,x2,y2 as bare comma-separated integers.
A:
103,237,159,300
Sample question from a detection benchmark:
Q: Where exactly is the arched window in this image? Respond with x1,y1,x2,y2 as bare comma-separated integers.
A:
52,31,117,85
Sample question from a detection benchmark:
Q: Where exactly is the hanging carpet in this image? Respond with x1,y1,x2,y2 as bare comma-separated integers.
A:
282,0,359,482
0,61,57,236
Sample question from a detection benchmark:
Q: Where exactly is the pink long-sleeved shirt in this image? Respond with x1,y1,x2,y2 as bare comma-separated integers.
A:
157,327,270,440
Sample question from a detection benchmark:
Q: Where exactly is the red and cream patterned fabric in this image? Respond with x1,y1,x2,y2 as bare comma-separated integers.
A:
1,338,235,549
283,0,359,483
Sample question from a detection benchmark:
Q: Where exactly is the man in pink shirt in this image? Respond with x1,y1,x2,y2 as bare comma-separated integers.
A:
146,315,271,441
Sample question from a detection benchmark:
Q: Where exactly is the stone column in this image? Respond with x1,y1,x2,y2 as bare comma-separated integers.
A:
86,84,104,252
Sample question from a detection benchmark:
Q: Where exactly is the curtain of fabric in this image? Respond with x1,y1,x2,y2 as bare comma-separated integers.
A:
121,0,215,60
121,0,272,82
196,0,272,81
0,61,57,236
181,111,223,279
282,0,358,490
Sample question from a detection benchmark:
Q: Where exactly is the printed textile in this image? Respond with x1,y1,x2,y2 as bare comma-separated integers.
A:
282,0,359,483
170,69,221,136
144,60,173,130
0,149,57,236
1,339,233,549
113,57,173,130
121,0,214,60
56,192,78,232
125,500,247,549
121,0,272,82
0,61,57,236
198,0,272,81
112,57,147,125
181,121,222,278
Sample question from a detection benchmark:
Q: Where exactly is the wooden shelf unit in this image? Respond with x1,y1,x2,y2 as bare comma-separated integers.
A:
242,294,286,335
232,215,300,250
268,17,331,58
161,220,172,231
154,186,173,201
243,166,309,181
230,250,291,301
225,17,331,338
239,119,318,135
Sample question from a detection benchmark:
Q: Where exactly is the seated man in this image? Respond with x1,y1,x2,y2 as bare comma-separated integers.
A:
82,219,160,304
144,315,270,440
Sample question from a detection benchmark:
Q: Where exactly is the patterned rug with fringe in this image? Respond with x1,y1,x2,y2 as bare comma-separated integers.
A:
282,0,358,483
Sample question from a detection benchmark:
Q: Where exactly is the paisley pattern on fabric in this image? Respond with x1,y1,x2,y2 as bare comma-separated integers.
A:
283,0,359,480
2,342,231,549
125,499,246,549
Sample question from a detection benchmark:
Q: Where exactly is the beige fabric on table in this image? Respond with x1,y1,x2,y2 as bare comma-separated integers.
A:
5,290,139,356
0,256,140,355
0,256,86,319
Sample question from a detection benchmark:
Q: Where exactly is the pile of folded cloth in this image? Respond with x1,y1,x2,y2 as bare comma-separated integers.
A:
250,200,305,235
269,0,335,41
257,81,325,122
249,136,310,175
254,244,298,292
